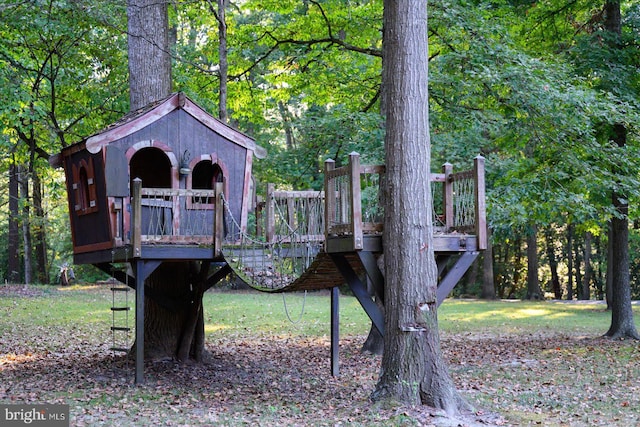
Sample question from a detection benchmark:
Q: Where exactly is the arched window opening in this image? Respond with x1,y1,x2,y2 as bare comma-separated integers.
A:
190,160,224,207
79,167,90,210
129,147,172,190
73,158,98,215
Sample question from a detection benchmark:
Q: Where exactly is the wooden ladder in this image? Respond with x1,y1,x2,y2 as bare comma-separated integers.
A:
110,286,131,354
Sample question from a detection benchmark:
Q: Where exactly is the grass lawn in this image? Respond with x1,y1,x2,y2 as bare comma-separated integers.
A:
1,283,639,426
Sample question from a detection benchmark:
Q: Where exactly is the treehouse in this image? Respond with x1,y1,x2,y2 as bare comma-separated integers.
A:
50,92,264,266
51,92,487,383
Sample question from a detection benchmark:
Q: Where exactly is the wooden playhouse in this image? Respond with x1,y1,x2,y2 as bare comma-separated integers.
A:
50,92,264,267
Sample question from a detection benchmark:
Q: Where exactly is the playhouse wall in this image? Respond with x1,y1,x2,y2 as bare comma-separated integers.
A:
63,150,113,253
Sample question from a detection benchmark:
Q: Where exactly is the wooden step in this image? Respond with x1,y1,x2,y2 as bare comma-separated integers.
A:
110,307,130,311
110,287,129,292
110,326,131,332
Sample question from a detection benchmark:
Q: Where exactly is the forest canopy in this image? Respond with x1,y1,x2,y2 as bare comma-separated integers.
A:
0,0,638,300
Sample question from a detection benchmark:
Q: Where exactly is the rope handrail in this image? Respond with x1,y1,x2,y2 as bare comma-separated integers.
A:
221,192,322,291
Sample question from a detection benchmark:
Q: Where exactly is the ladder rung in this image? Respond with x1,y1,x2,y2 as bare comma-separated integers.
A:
110,326,131,332
111,307,130,311
110,347,130,353
111,287,130,292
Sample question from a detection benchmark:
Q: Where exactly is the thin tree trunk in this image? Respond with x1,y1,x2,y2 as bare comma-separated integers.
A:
8,162,21,283
511,235,522,298
606,222,613,309
582,231,592,300
567,224,574,300
574,238,583,299
32,171,49,284
526,225,541,299
18,166,33,285
544,227,562,299
215,0,228,123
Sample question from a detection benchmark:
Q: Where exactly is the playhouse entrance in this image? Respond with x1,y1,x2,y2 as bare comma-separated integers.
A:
130,147,173,236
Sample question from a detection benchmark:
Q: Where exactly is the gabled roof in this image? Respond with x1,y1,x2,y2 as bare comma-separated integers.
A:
50,92,265,168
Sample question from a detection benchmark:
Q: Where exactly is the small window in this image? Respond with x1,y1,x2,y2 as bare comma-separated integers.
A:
72,158,98,215
190,161,223,208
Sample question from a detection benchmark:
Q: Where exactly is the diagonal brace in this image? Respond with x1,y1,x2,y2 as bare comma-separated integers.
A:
436,251,479,307
330,253,384,336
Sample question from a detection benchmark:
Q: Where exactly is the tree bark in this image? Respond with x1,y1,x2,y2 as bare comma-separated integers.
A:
18,165,33,285
32,171,49,284
8,162,21,283
135,262,208,361
566,224,574,300
216,0,228,123
602,0,638,340
525,225,541,299
372,1,468,413
127,0,172,110
125,0,215,360
581,231,592,300
544,227,562,299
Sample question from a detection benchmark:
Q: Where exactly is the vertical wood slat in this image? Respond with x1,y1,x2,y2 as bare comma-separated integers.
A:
132,178,142,257
265,183,275,243
287,195,296,233
474,156,487,250
214,181,224,256
324,159,336,243
349,152,363,250
442,163,453,230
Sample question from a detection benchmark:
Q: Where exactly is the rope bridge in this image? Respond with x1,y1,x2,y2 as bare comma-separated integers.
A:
221,189,326,292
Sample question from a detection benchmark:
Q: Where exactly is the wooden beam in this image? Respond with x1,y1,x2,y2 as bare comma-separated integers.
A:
329,253,384,335
436,251,479,307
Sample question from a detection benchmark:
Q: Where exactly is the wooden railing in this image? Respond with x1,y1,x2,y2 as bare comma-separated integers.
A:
130,179,224,257
323,153,487,251
264,184,324,244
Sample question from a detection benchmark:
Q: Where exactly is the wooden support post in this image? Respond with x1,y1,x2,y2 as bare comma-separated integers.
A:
255,196,264,239
265,184,275,243
134,259,145,384
474,156,487,250
349,152,363,250
330,253,384,336
131,178,142,258
324,159,336,244
214,182,224,256
331,286,340,376
442,163,453,231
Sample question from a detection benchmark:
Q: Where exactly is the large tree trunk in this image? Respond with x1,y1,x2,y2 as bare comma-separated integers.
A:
126,0,210,360
135,262,208,361
127,0,172,110
372,1,468,413
602,0,638,340
605,123,639,339
8,162,21,283
525,225,541,299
